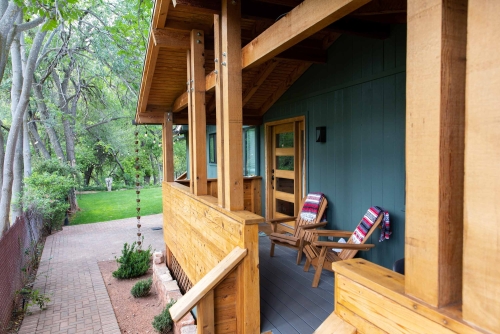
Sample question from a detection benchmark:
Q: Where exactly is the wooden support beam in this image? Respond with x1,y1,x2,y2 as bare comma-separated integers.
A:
172,91,189,113
242,60,279,106
152,28,191,49
138,38,160,113
135,111,165,125
241,0,371,68
405,0,466,308
173,113,263,126
190,29,207,196
152,0,170,29
463,1,500,332
214,14,225,208
221,0,244,211
187,50,194,193
172,73,216,112
197,290,215,334
171,0,219,14
163,112,174,182
259,62,311,115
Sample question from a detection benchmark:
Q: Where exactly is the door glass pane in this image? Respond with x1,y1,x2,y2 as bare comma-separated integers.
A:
276,178,294,194
276,132,293,148
276,156,294,171
276,199,294,216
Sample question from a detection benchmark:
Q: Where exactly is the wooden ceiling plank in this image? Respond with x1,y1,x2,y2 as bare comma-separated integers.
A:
153,28,191,48
259,62,311,115
241,0,371,69
242,60,279,105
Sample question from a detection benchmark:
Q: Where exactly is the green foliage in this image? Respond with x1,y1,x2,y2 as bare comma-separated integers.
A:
112,242,152,279
22,159,78,232
17,287,50,311
152,300,176,334
71,187,162,225
131,278,152,298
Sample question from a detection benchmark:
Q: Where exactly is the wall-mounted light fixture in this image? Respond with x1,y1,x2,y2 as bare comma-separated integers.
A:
316,126,326,143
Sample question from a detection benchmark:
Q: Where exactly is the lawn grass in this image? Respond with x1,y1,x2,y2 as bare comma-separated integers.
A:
71,187,162,225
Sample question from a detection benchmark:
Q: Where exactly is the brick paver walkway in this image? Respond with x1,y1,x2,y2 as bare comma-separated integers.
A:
19,214,165,334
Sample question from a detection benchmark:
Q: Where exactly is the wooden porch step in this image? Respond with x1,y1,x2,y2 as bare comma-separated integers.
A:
314,312,356,334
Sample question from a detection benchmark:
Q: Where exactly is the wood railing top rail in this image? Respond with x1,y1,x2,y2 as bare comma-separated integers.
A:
166,181,263,225
169,246,247,322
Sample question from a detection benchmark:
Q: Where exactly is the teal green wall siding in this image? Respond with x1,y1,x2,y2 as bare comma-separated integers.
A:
260,25,406,269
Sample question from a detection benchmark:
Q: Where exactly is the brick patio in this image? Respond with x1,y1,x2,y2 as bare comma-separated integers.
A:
18,214,165,334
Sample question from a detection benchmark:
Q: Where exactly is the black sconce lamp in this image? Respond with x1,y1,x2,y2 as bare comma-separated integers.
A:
316,126,326,143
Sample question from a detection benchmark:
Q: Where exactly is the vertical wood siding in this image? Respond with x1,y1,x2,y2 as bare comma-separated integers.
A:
261,25,407,269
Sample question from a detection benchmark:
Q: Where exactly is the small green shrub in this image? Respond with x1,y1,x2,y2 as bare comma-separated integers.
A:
131,278,152,298
112,242,152,279
152,300,176,333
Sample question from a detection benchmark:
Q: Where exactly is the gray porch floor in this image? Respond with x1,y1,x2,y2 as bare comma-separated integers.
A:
259,235,335,334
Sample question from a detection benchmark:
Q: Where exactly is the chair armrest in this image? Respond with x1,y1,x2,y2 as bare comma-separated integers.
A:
309,230,353,237
313,241,375,250
266,217,297,224
301,222,328,230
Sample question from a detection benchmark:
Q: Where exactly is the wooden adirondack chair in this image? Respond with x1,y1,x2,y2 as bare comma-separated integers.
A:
268,196,328,265
304,211,384,287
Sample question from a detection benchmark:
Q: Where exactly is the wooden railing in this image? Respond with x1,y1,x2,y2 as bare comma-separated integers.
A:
169,247,247,323
175,176,262,215
162,181,263,333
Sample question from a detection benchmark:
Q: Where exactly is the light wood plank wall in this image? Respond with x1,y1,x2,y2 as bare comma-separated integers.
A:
162,182,262,333
405,0,467,307
463,1,500,332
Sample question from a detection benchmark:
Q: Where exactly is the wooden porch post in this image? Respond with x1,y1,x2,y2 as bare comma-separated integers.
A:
221,0,243,211
214,14,225,208
190,29,208,196
463,1,500,332
162,112,174,182
405,0,467,307
187,50,194,193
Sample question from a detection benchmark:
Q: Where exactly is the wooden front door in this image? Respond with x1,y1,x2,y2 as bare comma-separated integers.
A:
266,117,305,225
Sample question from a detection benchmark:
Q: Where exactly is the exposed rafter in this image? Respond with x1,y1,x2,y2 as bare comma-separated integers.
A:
153,28,191,48
171,0,219,14
258,62,311,115
135,112,165,124
241,0,371,68
243,60,279,105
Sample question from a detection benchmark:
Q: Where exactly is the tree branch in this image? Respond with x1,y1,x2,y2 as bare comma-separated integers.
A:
15,16,44,32
85,117,129,130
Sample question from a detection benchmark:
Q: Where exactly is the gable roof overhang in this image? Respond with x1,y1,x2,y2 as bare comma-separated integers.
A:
135,0,407,125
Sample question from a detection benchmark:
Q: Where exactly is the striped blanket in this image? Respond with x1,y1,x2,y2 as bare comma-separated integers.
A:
300,193,325,222
352,206,391,244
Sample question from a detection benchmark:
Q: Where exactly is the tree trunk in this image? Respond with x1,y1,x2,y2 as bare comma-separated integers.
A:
32,83,65,160
23,112,31,176
0,27,47,236
84,165,94,186
0,122,4,193
150,153,158,185
28,121,50,159
9,28,22,223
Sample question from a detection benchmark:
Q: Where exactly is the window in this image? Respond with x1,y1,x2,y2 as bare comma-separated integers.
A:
243,127,257,176
209,133,216,163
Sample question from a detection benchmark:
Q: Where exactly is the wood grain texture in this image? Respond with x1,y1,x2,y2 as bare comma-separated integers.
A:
332,260,481,334
241,0,370,68
186,50,194,193
463,1,500,332
169,247,246,322
405,0,466,307
190,29,208,195
153,28,190,48
163,113,174,182
313,312,356,334
221,0,244,210
214,14,225,208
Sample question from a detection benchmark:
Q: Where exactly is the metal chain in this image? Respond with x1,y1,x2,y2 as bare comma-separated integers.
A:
135,126,142,251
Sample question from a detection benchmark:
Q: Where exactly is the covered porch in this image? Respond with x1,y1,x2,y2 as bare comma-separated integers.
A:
135,0,499,333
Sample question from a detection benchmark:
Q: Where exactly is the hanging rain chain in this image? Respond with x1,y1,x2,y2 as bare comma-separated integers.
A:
135,126,142,251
